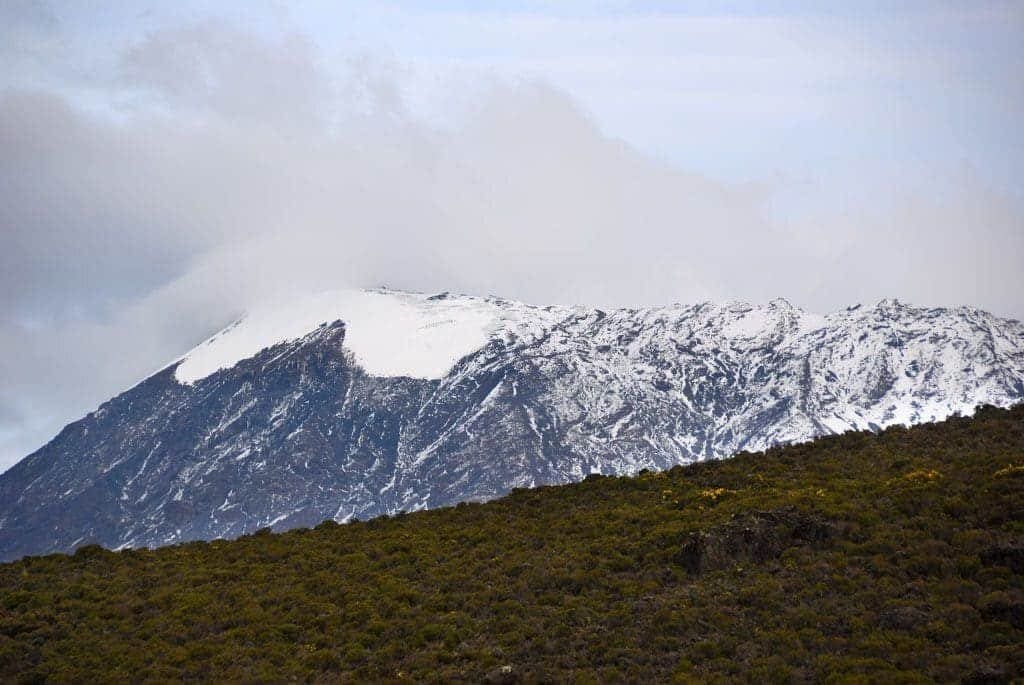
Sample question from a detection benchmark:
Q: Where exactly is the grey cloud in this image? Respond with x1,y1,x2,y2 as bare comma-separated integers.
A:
122,23,329,130
0,91,200,320
0,1,65,91
0,0,59,32
795,185,1024,317
0,18,1021,470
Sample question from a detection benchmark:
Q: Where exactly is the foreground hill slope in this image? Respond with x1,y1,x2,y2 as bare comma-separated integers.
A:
1,405,1022,682
2,289,1023,560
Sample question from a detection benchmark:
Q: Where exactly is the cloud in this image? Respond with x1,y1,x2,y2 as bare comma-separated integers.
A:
0,91,200,320
122,23,329,130
0,14,1021,470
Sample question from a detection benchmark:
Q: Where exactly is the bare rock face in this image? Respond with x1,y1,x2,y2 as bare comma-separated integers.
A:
1,289,1022,560
675,508,837,575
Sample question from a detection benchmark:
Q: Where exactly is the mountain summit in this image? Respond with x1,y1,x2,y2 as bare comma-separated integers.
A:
1,289,1022,560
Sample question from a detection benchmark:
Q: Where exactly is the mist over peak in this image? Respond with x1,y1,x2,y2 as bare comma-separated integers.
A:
1,3,1022,469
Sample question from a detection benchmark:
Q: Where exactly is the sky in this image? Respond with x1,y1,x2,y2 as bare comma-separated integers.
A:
1,0,1023,470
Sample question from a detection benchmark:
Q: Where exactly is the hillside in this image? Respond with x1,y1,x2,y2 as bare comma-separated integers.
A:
3,289,1023,561
1,405,1022,682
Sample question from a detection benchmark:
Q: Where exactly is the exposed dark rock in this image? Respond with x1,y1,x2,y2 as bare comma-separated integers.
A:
980,543,1024,574
878,605,930,631
675,508,837,575
978,592,1024,628
483,665,518,684
963,664,1011,685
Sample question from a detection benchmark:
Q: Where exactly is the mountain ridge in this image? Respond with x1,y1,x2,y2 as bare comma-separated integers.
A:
1,289,1022,560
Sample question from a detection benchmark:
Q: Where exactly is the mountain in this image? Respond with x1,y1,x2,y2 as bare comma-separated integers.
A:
1,289,1022,560
1,405,1022,681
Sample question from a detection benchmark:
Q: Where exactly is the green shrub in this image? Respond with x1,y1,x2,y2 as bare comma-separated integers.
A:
0,405,1020,681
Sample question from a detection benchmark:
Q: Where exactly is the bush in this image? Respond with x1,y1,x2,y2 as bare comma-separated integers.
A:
0,405,1020,681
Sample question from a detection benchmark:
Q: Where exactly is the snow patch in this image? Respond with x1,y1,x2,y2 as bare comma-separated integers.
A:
721,308,771,338
174,290,512,384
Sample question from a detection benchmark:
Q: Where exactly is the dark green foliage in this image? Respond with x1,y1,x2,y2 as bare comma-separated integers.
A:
0,405,1022,682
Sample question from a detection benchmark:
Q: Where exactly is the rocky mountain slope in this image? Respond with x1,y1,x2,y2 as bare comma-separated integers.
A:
1,289,1022,560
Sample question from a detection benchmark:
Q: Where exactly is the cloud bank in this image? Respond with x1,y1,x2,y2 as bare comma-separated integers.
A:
1,9,1022,470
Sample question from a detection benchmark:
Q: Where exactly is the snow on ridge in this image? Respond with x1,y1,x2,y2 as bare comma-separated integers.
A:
704,300,826,341
720,307,772,339
170,288,909,386
174,289,519,384
172,287,1007,387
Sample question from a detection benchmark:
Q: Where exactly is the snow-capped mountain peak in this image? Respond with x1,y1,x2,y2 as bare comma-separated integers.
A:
1,289,1021,560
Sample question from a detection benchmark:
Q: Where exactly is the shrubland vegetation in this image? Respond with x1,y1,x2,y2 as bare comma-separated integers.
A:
0,405,1022,682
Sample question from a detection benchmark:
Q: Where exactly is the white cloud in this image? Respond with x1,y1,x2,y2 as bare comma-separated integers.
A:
0,5,1021,470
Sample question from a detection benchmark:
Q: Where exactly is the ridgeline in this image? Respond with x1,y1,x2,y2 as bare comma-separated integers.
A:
1,406,1022,682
